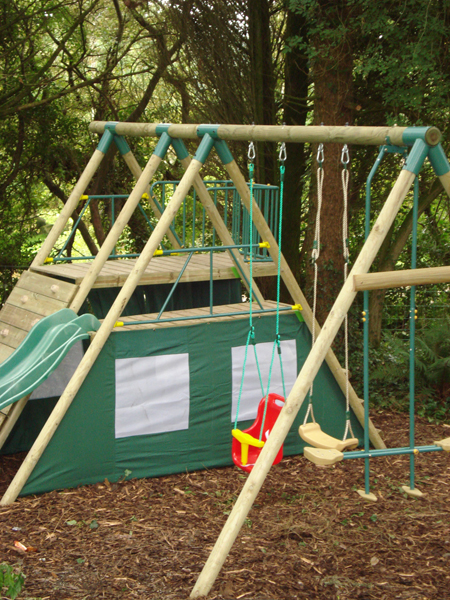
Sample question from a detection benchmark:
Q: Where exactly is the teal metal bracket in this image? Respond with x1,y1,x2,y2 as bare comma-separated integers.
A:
428,143,450,176
214,140,234,165
113,135,131,156
96,129,115,154
153,131,172,159
194,133,215,164
196,124,220,138
402,138,429,175
402,126,441,147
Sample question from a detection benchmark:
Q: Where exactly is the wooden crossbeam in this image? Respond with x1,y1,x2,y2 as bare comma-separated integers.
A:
354,265,450,291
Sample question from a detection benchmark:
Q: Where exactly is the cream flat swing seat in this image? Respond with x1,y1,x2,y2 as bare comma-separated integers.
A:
434,437,450,451
299,422,358,452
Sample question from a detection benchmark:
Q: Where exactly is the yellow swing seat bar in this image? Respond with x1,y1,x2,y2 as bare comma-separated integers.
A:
232,429,265,466
299,422,358,452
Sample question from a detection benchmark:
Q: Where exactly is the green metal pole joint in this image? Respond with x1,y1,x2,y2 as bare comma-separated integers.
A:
214,140,234,165
402,138,429,175
196,124,220,138
155,123,172,135
171,138,190,161
428,143,450,176
96,129,115,154
402,126,441,147
194,133,215,164
153,131,172,159
113,135,131,156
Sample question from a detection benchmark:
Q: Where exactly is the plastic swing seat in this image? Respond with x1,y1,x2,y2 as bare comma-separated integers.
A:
299,422,359,452
232,393,285,473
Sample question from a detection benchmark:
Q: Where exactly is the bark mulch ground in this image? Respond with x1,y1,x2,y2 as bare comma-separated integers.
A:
0,410,449,600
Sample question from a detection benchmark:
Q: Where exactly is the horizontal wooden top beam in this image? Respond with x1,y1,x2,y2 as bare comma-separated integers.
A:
354,266,450,291
88,122,442,147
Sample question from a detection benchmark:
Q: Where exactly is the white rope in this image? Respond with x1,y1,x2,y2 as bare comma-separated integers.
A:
304,145,324,425
341,146,355,441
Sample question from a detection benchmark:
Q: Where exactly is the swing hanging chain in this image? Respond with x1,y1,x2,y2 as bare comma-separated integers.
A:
341,146,355,441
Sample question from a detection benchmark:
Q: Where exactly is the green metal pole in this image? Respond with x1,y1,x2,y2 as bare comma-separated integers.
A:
409,177,419,490
363,145,387,495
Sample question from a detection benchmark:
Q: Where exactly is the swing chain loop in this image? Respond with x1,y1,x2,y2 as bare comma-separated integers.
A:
248,141,256,161
317,143,324,165
279,141,287,162
341,144,350,165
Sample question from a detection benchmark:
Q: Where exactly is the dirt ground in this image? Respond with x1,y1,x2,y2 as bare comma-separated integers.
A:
0,410,449,600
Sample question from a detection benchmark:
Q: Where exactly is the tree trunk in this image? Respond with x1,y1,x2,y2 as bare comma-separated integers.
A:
248,0,276,186
306,4,354,325
280,7,309,302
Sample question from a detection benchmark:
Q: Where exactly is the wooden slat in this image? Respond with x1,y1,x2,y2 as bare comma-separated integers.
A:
7,287,68,316
17,271,78,303
0,321,28,349
0,344,15,364
0,305,43,332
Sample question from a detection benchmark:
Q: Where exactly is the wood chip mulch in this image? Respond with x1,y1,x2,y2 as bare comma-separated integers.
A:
1,411,449,600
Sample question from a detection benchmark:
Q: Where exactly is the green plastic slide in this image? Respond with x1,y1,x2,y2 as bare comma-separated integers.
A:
0,309,100,411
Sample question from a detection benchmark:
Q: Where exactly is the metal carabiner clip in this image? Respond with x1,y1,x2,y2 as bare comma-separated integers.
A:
341,144,350,165
248,141,256,161
317,143,324,165
279,141,287,162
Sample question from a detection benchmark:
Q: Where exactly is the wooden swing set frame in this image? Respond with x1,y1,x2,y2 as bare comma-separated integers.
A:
1,121,449,598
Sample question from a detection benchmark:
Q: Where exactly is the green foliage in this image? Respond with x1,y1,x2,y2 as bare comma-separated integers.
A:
0,563,25,600
365,319,450,422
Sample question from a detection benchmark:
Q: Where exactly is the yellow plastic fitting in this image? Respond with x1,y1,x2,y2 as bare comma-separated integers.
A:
259,241,270,249
80,195,89,201
291,303,303,311
141,193,149,200
232,429,264,466
153,249,164,256
44,257,54,264
114,321,124,328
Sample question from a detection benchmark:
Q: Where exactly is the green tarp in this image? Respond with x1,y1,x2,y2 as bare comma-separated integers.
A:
3,312,363,496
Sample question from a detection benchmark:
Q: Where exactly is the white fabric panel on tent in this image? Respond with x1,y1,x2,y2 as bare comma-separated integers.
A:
231,339,297,422
30,341,84,400
115,353,190,439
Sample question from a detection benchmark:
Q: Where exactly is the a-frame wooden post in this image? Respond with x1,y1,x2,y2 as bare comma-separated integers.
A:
190,142,427,597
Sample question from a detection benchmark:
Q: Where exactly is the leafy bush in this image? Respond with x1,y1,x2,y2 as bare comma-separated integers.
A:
0,563,25,600
366,319,450,422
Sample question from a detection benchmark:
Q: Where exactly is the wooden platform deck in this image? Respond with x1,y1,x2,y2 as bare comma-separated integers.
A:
107,300,292,332
31,253,278,289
